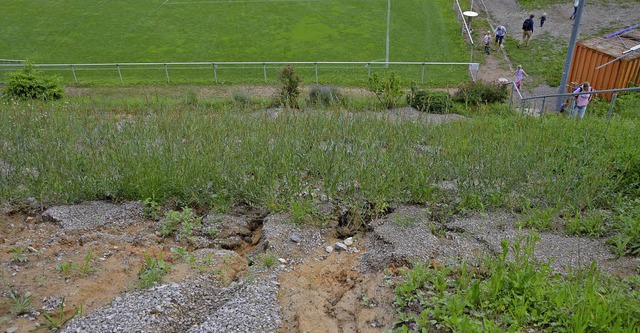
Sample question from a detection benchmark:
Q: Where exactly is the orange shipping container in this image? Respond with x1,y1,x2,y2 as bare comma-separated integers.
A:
569,29,640,100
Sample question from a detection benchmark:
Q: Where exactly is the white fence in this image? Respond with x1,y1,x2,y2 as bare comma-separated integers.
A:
0,61,480,86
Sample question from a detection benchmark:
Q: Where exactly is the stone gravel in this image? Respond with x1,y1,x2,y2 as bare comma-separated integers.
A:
62,275,281,333
42,201,145,231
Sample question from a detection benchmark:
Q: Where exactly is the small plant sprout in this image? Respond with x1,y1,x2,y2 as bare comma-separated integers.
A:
10,246,28,263
42,297,82,331
7,289,33,316
74,252,97,275
55,262,74,276
137,252,172,289
258,252,277,268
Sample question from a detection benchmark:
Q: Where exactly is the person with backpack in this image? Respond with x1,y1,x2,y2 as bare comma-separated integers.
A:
571,81,595,120
519,14,535,48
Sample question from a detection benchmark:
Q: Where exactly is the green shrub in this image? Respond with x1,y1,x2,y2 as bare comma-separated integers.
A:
232,91,253,109
368,72,404,109
308,85,342,106
406,86,453,114
452,80,508,105
2,63,64,101
278,65,301,108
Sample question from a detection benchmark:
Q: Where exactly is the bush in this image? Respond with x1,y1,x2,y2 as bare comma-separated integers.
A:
452,80,508,105
368,72,404,109
2,63,64,101
406,87,453,114
308,85,343,106
278,65,301,108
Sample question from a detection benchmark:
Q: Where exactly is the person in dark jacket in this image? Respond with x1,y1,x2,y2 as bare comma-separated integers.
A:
519,14,535,47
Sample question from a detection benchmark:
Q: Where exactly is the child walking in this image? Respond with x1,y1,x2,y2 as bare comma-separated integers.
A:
484,31,491,55
515,65,528,89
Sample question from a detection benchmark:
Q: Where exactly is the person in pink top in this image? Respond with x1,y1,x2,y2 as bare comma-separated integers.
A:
514,65,528,89
571,81,595,120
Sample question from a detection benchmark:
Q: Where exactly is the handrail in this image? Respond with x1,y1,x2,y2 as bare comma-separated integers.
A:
516,86,640,116
0,61,478,68
520,86,640,101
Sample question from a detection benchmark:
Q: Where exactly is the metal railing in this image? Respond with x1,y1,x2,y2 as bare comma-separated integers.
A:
512,86,640,118
0,61,480,86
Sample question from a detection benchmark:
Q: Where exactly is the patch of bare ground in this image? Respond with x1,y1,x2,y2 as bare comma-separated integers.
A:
1,201,636,332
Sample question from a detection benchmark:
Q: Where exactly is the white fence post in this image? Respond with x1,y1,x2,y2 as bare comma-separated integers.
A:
164,64,170,83
117,64,123,84
263,63,267,83
212,63,217,83
70,65,78,84
314,62,318,84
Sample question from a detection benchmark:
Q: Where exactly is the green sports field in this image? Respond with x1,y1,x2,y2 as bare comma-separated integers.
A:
1,0,470,85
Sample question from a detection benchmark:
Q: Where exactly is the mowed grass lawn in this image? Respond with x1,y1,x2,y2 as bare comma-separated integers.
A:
1,0,469,85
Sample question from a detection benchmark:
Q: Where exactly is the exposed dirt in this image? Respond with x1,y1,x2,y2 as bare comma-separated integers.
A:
3,2,640,332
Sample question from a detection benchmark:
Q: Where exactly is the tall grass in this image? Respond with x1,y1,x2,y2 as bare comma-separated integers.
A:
1,98,639,215
392,236,640,332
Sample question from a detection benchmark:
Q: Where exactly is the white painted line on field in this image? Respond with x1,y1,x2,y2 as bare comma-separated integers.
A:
385,0,390,64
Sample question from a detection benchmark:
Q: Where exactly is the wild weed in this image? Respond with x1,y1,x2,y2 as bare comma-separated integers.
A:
55,262,74,276
137,252,171,289
257,252,277,268
74,252,97,275
9,246,28,263
42,297,82,331
7,289,32,316
158,208,202,244
391,236,640,332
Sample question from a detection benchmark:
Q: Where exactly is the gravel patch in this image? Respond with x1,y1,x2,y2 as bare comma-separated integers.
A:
447,212,638,274
361,205,439,269
42,201,145,231
254,213,327,265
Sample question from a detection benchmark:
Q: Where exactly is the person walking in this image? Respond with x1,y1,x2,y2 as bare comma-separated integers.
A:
514,65,528,89
484,31,491,55
519,14,535,47
540,13,547,27
570,0,579,19
494,25,507,48
571,81,595,120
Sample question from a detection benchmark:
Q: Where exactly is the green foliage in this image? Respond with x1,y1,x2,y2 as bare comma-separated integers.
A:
55,252,98,276
565,210,608,237
142,197,161,220
74,252,97,275
392,236,640,332
611,90,640,119
278,65,301,109
406,85,453,114
42,297,82,331
452,80,508,105
55,262,74,276
232,91,254,110
137,252,171,289
2,63,64,101
308,85,343,106
158,208,202,244
257,252,278,268
9,246,28,263
368,72,405,109
607,199,640,257
611,152,640,200
7,290,32,316
517,207,558,231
